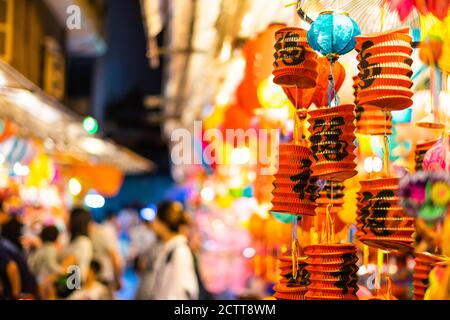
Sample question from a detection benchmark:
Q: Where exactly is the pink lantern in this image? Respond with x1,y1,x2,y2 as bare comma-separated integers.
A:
422,138,450,171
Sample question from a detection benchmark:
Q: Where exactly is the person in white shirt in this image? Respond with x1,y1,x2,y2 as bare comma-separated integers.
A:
28,225,61,284
61,208,94,284
90,211,123,291
144,201,198,300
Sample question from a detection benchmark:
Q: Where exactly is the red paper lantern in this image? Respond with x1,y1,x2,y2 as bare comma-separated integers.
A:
312,57,346,108
283,57,346,110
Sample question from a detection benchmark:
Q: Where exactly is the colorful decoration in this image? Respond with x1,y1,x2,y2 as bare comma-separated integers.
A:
414,139,438,171
389,0,450,21
0,119,19,143
0,137,36,166
415,0,450,20
422,138,450,171
413,252,448,300
399,170,450,221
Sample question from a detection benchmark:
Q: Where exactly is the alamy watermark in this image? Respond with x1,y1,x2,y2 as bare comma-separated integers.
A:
66,265,81,290
170,121,280,175
66,5,81,30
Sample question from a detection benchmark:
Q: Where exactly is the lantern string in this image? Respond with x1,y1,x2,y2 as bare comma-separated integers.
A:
292,215,299,280
327,60,339,108
386,250,392,299
380,0,385,32
330,181,335,243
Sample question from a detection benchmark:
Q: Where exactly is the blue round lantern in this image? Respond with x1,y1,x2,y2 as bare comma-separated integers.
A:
307,11,361,61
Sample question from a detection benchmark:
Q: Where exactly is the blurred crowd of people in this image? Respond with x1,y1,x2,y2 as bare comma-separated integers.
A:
0,200,212,300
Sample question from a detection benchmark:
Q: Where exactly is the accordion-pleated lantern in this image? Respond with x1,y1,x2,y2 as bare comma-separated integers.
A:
308,105,357,181
271,144,319,216
412,252,448,300
273,27,318,88
304,244,359,300
356,177,415,252
415,139,439,172
353,76,393,135
273,255,310,300
355,27,414,111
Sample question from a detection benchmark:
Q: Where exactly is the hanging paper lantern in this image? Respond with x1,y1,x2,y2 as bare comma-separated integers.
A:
356,177,415,252
26,153,54,187
387,0,416,21
0,137,36,166
419,38,443,64
414,0,450,20
0,120,18,143
282,86,315,111
413,252,448,300
257,75,288,109
353,76,393,135
307,11,361,61
273,255,310,300
355,27,414,111
312,57,346,108
308,104,357,182
304,244,359,300
273,27,319,88
270,144,320,216
422,138,450,171
414,139,439,171
281,57,345,111
237,24,285,115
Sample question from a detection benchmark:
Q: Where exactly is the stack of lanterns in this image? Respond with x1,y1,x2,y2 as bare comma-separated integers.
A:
356,177,415,252
415,139,439,172
273,27,318,88
273,255,310,300
308,104,358,182
304,244,359,300
413,252,448,300
353,76,393,136
354,27,414,111
271,144,319,216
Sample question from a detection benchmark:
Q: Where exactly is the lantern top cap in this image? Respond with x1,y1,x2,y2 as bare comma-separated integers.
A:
320,11,350,17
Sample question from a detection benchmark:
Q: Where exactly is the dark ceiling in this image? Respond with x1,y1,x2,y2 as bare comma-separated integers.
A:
66,0,169,174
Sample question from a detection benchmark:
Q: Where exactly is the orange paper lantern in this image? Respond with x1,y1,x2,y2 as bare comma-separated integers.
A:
271,144,319,216
356,177,415,253
272,27,318,88
304,244,359,300
355,28,414,111
308,105,357,182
